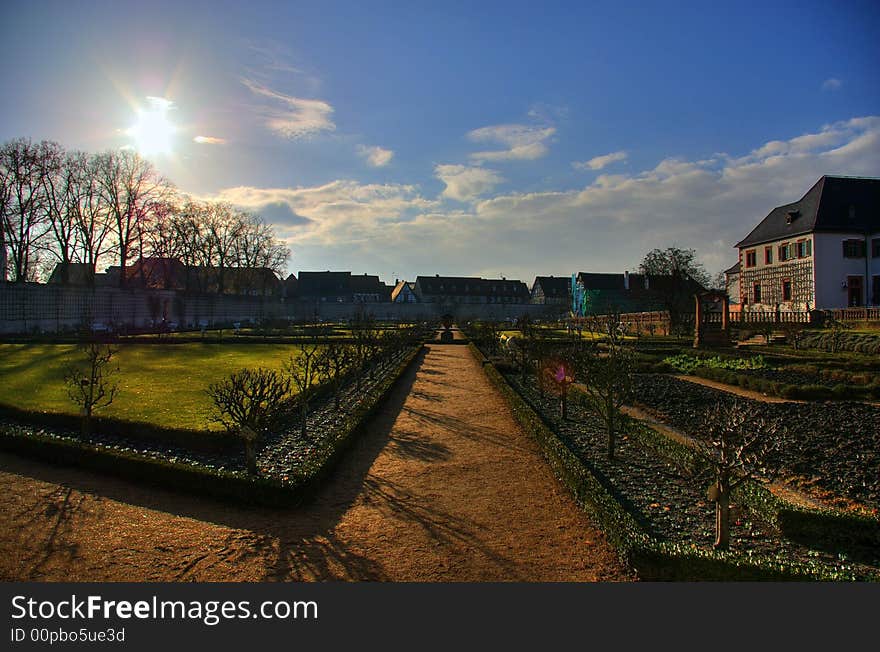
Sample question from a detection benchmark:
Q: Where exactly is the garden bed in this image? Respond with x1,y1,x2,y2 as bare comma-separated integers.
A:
469,343,879,580
0,346,424,505
631,374,880,509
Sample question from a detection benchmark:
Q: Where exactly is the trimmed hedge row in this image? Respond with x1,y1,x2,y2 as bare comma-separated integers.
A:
0,346,424,506
687,366,880,401
0,403,240,453
468,342,876,580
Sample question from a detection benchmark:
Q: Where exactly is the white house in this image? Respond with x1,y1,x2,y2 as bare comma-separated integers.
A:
734,176,880,311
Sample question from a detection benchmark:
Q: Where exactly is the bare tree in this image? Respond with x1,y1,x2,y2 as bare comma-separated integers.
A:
0,138,53,282
571,340,635,461
206,368,291,475
67,152,114,284
317,342,355,411
285,333,324,439
351,314,381,383
64,341,119,436
694,402,785,550
93,149,172,287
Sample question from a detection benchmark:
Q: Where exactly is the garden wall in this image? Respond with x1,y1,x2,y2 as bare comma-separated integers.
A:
0,284,561,334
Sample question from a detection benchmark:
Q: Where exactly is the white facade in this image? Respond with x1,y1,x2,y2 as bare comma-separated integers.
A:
813,232,880,309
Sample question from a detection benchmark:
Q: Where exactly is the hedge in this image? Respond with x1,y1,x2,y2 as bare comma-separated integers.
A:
468,342,877,581
0,403,240,454
687,366,880,401
0,345,425,506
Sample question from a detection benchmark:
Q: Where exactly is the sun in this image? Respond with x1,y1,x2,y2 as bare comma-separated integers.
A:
126,97,176,156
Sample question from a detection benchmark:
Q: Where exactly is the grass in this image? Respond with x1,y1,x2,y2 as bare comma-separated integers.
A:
0,343,319,431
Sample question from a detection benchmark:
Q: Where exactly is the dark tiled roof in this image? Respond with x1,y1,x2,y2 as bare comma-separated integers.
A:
297,271,352,296
736,176,880,248
724,261,740,275
415,276,530,299
576,272,649,291
349,274,383,294
532,276,570,298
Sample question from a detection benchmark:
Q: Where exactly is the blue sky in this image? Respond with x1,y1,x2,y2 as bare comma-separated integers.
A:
2,0,879,283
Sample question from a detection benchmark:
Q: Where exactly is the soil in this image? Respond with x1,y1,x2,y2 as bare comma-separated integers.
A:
0,344,631,582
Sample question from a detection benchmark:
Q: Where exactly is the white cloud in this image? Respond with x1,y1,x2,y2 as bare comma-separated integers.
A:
573,150,628,171
468,124,556,162
822,78,842,91
357,144,394,167
206,115,880,283
242,78,335,139
193,136,227,145
434,164,504,201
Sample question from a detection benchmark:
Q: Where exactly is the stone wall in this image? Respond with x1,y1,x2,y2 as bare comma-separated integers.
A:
0,284,565,333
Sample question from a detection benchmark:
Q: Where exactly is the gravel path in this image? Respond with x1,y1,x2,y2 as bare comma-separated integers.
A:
0,344,630,582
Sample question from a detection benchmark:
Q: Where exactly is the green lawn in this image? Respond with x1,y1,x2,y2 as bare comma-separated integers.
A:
0,343,317,431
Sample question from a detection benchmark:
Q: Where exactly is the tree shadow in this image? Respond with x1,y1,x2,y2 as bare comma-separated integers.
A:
386,429,452,462
0,347,456,581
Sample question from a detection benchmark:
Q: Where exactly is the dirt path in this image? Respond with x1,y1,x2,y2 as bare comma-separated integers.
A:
0,344,630,582
675,374,800,403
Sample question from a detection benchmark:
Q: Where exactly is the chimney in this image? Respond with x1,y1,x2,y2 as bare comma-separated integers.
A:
624,270,630,291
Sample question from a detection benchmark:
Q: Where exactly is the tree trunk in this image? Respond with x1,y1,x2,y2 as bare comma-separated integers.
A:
560,392,567,420
714,475,731,550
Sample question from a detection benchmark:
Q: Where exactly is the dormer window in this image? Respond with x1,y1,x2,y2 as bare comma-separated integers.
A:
785,210,799,225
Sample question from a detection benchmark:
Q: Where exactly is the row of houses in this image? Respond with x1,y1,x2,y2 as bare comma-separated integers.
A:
36,175,876,315
43,259,696,315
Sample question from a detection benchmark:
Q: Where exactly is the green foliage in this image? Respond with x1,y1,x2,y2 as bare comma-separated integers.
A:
663,353,769,374
800,330,880,355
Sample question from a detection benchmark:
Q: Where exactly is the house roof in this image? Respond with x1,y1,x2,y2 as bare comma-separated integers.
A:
575,272,647,291
349,273,384,294
532,276,570,297
47,263,110,286
390,280,415,302
724,261,740,275
414,276,530,299
297,271,352,296
736,176,880,248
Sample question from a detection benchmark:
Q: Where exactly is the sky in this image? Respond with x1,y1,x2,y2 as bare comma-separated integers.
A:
2,0,879,285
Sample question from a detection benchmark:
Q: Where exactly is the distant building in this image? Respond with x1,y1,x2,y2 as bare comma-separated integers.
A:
530,276,570,305
391,280,418,303
735,175,880,310
295,271,391,303
297,271,354,303
47,262,113,287
572,271,703,316
413,275,530,304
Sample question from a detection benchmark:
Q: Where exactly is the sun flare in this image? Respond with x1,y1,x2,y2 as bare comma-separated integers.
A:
126,97,175,156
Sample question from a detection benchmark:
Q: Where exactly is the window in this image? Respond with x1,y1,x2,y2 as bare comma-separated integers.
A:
753,283,762,304
843,239,866,258
764,246,773,264
796,240,811,258
873,238,880,258
782,279,792,301
778,243,790,262
745,250,756,268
